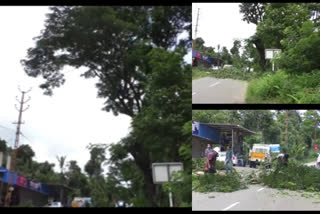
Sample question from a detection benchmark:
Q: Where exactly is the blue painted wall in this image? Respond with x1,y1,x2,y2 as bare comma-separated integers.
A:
193,122,220,143
199,124,220,143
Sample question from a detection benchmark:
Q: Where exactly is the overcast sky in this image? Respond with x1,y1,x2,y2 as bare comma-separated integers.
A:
192,3,256,53
0,6,139,174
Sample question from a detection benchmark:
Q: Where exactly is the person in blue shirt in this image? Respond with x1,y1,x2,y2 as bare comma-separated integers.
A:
225,146,233,173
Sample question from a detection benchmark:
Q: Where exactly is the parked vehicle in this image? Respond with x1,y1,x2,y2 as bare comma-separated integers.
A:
223,64,233,69
217,151,226,162
44,201,63,207
71,197,92,207
317,153,320,168
249,144,280,168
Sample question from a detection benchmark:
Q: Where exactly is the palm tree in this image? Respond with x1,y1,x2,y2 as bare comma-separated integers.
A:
56,155,67,181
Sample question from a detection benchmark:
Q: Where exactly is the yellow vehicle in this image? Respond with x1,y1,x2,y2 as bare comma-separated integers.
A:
249,144,272,168
250,152,265,160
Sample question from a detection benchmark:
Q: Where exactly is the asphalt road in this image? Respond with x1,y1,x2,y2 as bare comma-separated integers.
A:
192,77,248,104
192,166,320,211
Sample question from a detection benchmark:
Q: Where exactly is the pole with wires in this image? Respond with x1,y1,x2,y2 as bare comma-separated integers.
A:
4,86,31,207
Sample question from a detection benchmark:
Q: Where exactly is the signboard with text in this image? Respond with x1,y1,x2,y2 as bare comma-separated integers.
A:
152,162,183,184
265,49,281,59
313,144,319,150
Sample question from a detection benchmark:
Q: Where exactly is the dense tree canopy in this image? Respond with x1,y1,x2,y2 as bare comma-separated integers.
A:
20,6,191,207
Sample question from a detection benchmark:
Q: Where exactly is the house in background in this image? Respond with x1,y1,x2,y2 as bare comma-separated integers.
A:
0,166,73,207
192,121,256,158
192,50,223,68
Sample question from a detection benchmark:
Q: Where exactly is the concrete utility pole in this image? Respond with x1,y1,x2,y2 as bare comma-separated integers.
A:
192,8,200,51
4,86,31,207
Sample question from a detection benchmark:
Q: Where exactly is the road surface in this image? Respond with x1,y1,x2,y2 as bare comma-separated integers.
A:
192,184,320,210
193,166,320,210
192,77,248,104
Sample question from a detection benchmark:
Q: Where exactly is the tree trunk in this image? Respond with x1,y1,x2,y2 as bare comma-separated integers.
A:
128,143,158,207
253,37,266,71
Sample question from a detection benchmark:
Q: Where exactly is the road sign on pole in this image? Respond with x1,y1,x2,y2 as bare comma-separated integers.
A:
152,162,183,207
313,144,319,150
265,49,281,72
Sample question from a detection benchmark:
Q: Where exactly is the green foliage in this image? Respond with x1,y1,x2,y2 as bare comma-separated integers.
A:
192,158,227,172
247,70,320,103
0,138,7,153
261,163,320,192
193,66,260,81
239,3,265,25
192,171,247,193
22,6,190,117
163,171,191,207
85,146,106,178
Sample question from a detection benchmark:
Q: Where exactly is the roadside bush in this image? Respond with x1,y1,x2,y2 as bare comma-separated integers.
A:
246,69,320,103
192,171,247,193
260,162,320,192
246,70,290,101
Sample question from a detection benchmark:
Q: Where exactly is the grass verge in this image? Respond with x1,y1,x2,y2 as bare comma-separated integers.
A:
246,69,320,103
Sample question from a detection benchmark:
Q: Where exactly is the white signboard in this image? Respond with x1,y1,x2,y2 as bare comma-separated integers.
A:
265,49,281,59
152,162,183,184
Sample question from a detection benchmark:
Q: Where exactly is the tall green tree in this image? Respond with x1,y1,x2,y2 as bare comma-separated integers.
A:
85,146,106,178
239,3,265,25
65,160,90,197
21,6,191,207
21,6,190,117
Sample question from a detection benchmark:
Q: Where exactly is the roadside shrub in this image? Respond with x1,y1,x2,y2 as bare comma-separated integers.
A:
192,158,205,172
247,70,289,100
247,69,320,103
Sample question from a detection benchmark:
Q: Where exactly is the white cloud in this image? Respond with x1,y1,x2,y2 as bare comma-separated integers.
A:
192,3,256,52
0,6,131,173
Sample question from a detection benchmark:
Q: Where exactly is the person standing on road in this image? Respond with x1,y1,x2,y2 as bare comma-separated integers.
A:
205,150,218,174
205,144,213,157
225,146,233,173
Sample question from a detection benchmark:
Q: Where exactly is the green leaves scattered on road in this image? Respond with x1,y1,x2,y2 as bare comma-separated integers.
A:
193,66,259,81
192,158,225,172
192,172,247,193
260,162,320,192
192,158,248,193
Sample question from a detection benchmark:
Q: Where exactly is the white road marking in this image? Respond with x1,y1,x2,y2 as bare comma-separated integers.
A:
257,188,265,192
209,82,221,87
222,202,240,211
192,92,197,96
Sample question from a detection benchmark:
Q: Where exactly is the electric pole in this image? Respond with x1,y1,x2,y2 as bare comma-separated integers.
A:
285,110,289,145
4,86,31,207
192,7,200,51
